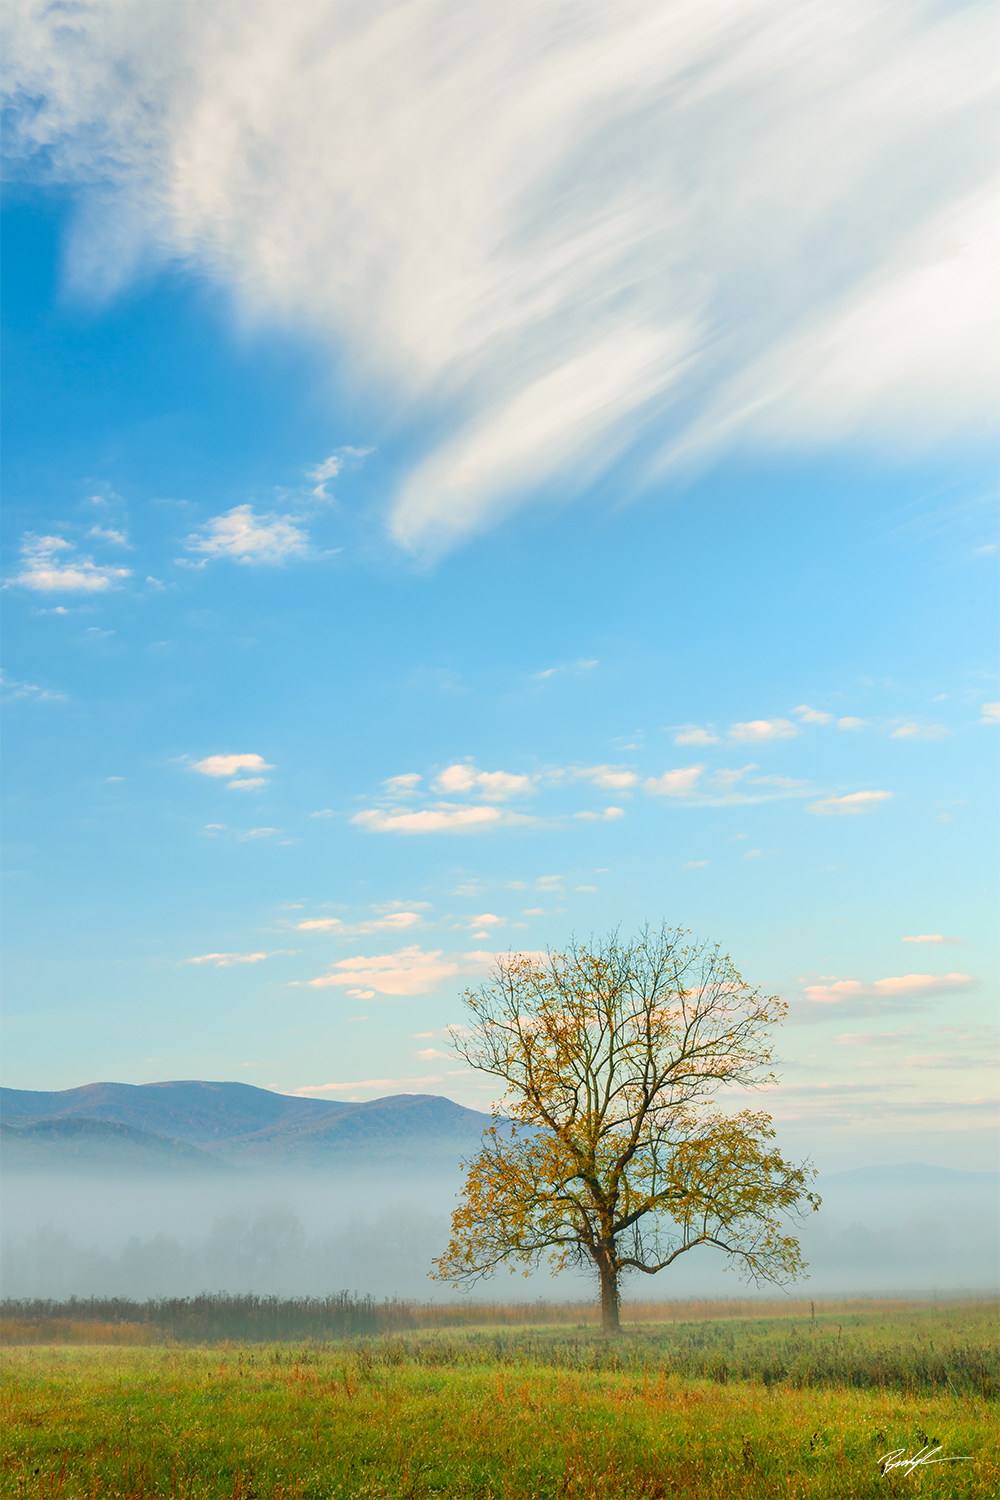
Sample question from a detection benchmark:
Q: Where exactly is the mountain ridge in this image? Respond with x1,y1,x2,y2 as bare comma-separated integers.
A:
0,1079,495,1172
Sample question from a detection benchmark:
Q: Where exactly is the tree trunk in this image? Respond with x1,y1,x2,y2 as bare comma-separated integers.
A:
597,1253,621,1335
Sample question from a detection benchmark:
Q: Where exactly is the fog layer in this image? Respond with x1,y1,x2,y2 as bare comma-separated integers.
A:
2,1164,996,1303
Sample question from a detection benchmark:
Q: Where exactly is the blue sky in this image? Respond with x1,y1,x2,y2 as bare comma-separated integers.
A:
2,0,997,1171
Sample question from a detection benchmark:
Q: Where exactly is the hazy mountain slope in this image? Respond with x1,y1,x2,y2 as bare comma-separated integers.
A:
0,1080,350,1145
0,1118,232,1174
0,1081,495,1170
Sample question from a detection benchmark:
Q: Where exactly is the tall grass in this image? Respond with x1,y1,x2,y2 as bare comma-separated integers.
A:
1,1289,988,1344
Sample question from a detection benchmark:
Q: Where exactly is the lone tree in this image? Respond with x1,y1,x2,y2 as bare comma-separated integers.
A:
433,926,819,1333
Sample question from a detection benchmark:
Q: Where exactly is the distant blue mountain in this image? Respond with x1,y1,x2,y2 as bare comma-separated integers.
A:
0,1080,495,1171
820,1163,999,1189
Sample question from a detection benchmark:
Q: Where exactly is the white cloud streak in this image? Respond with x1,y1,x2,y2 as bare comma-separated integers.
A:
5,1,995,553
806,790,892,815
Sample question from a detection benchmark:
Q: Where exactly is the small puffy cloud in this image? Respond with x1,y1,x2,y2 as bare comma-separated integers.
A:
575,805,626,820
352,804,508,834
192,753,273,779
8,534,131,592
643,765,703,798
802,972,975,1004
185,505,308,564
672,726,719,745
433,764,533,800
574,884,598,892
684,860,707,869
302,945,458,995
793,705,832,724
752,774,808,790
310,808,334,818
523,907,545,915
978,702,999,724
744,849,762,859
535,876,562,891
836,717,867,731
806,790,892,815
902,934,959,945
890,722,949,740
227,777,269,790
467,913,505,928
185,951,271,967
384,773,422,794
415,1048,450,1059
834,1028,918,1047
298,918,343,932
728,718,798,742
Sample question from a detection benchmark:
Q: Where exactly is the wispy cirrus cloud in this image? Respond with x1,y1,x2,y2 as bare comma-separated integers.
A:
184,951,279,968
352,804,533,835
6,2,993,553
7,534,131,593
806,790,892,816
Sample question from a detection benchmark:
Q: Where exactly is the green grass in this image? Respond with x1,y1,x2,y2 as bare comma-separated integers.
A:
2,1303,997,1498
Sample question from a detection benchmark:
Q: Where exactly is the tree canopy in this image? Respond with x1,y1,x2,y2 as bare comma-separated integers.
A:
433,926,819,1332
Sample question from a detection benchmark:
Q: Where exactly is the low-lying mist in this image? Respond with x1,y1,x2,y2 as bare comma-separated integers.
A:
2,1166,996,1303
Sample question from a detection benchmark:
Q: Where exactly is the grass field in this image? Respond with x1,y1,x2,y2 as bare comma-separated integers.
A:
2,1300,997,1498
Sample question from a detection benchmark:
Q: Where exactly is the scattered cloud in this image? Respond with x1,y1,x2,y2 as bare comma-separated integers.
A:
298,911,424,936
299,945,460,995
87,525,131,546
683,860,708,869
890,721,949,740
834,1028,918,1047
8,534,131,592
192,753,273,779
184,505,308,564
563,764,638,789
903,934,962,945
310,808,334,818
185,951,273,967
728,718,798,742
793,704,832,724
643,765,704,798
227,777,269,790
466,913,505,929
744,848,762,859
0,672,67,703
574,884,598,892
383,773,422,794
352,804,519,834
415,1048,450,1060
806,790,892,815
799,971,975,1016
523,907,545,915
574,807,625,820
710,764,756,791
432,764,534,800
286,1075,445,1097
836,717,867,731
306,454,341,497
980,702,1000,724
672,726,719,746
